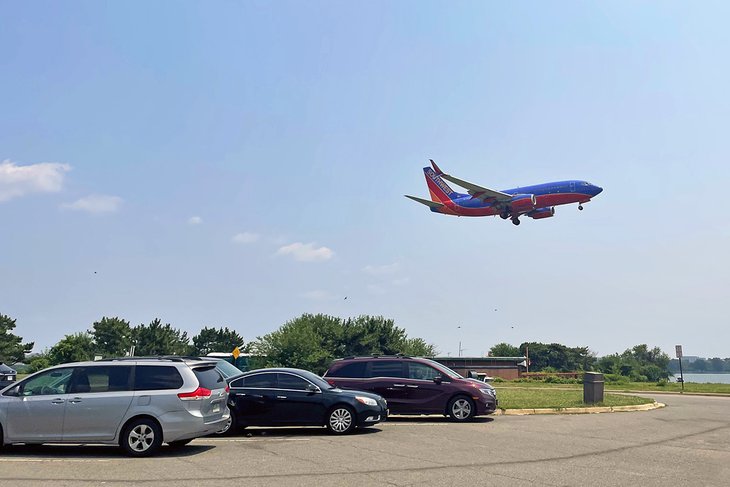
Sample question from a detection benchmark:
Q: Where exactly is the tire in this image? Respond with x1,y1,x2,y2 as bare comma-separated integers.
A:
120,418,163,457
214,410,237,436
168,439,193,448
326,405,356,435
448,396,476,422
0,424,4,452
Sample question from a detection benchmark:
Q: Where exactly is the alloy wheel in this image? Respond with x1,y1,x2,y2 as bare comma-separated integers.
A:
329,408,353,433
452,398,472,420
128,424,155,452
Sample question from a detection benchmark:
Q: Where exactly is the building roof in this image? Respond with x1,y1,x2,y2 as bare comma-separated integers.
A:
433,356,526,362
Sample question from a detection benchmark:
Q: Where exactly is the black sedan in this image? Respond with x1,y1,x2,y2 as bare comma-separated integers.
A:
219,368,387,435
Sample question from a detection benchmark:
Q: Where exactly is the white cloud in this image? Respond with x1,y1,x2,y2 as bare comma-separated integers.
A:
301,290,335,300
393,277,411,286
363,263,400,276
61,194,123,214
232,232,260,244
188,216,203,225
0,160,71,202
276,242,334,262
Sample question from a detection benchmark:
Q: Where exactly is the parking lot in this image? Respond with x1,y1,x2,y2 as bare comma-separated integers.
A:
1,393,729,487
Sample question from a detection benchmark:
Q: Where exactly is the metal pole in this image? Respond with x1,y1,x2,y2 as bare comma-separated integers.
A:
678,356,684,392
526,346,529,374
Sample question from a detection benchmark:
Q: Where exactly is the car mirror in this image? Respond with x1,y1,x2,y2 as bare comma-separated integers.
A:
306,384,320,394
433,376,442,385
4,385,21,397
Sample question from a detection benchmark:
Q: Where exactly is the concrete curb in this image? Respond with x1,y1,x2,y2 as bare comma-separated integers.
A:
493,401,666,416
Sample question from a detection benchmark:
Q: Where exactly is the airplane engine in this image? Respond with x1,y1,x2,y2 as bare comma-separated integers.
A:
509,194,537,213
528,207,555,219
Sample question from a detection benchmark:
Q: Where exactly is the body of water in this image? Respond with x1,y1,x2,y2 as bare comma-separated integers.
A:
673,373,730,384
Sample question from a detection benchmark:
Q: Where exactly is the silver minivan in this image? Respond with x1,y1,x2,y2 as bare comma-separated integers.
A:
0,357,229,456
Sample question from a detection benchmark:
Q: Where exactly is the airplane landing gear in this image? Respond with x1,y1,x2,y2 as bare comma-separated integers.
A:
500,210,510,220
578,204,584,211
511,218,521,226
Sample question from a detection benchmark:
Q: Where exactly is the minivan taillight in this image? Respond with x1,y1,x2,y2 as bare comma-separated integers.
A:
326,378,336,386
177,387,212,400
225,385,230,393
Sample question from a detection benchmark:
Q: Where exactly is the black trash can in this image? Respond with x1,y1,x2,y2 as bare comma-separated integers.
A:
583,372,604,404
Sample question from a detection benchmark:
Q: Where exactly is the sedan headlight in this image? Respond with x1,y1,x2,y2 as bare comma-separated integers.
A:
355,396,378,406
479,388,496,398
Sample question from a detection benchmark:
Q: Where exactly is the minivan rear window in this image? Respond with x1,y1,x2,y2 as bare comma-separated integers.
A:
327,362,367,378
193,366,225,390
134,366,184,391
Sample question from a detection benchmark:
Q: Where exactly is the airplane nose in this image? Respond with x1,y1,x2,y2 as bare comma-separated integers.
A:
593,186,603,196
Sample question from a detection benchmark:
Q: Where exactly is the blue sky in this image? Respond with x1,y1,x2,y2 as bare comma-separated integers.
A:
1,1,729,358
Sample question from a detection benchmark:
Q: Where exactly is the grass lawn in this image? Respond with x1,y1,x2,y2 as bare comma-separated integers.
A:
493,381,730,395
495,387,654,410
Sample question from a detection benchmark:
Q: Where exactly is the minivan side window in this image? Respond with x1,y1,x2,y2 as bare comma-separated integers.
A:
327,362,366,378
18,368,74,396
368,361,405,378
69,366,132,393
134,366,184,391
407,363,441,381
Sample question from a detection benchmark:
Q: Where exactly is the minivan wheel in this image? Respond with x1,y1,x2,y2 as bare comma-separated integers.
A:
326,406,356,435
448,396,476,422
121,418,162,457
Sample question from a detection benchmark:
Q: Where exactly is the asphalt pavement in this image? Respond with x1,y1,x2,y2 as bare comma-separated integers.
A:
1,393,728,486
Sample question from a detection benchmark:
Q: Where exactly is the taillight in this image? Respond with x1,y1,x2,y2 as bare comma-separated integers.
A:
177,387,212,400
326,378,336,386
225,385,230,393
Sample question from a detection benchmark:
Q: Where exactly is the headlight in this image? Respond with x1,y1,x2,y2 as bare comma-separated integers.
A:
479,388,496,398
355,396,378,406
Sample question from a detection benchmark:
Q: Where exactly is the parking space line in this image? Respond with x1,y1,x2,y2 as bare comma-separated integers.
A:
0,458,112,463
200,438,312,442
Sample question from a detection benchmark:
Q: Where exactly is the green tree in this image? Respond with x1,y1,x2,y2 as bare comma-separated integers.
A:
708,357,725,372
132,319,191,356
0,313,34,364
91,317,133,357
489,343,521,357
191,326,245,356
26,352,52,373
48,333,95,365
519,342,595,372
253,314,437,374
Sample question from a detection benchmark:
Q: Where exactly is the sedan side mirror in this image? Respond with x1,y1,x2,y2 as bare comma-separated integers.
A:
306,384,320,394
3,385,21,397
433,376,442,385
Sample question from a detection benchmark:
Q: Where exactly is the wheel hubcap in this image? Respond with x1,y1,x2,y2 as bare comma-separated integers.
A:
129,424,154,452
452,399,471,419
329,409,352,433
217,417,232,434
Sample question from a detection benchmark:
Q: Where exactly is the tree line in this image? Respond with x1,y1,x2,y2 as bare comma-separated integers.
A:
669,357,730,373
1,312,436,375
489,342,671,381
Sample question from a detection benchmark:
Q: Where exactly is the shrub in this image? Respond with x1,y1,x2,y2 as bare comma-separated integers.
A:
656,378,669,387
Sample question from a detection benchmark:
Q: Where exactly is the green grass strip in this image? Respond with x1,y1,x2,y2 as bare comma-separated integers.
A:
495,388,653,410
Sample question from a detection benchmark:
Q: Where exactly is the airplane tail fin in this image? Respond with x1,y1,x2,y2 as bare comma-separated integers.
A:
423,160,458,203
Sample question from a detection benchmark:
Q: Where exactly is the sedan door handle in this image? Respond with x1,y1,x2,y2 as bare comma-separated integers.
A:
276,395,287,399
51,398,65,404
69,397,83,403
392,384,406,388
406,385,419,388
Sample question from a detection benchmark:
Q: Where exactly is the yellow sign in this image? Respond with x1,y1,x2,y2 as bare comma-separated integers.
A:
232,346,240,359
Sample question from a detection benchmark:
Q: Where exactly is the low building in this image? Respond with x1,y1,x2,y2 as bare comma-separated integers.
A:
432,356,526,380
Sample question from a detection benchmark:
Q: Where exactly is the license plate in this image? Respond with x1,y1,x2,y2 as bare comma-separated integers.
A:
213,403,221,413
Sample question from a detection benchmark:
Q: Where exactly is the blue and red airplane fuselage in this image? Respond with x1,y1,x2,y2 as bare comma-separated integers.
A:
407,162,603,225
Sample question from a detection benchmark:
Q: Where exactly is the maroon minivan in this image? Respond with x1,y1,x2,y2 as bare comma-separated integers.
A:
323,356,497,421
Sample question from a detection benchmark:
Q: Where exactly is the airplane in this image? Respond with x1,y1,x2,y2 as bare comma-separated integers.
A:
405,160,603,225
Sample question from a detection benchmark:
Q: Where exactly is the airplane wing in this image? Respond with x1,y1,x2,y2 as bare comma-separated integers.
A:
430,160,513,203
404,195,444,209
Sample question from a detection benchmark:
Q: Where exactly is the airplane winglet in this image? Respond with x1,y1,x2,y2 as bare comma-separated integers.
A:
429,159,444,175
